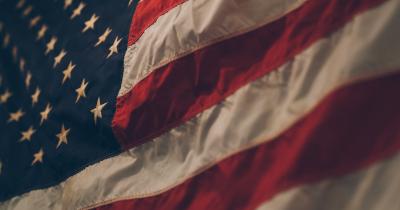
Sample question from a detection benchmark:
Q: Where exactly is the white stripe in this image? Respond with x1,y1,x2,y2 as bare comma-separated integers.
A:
257,153,400,210
119,0,308,96
2,0,400,209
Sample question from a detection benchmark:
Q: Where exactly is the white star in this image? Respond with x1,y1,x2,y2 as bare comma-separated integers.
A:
90,97,107,124
31,148,44,165
31,87,41,106
75,79,88,103
29,16,41,28
3,34,10,48
8,109,25,123
16,0,25,9
128,0,133,6
19,58,25,72
20,126,36,142
0,90,12,104
54,49,67,68
82,14,99,33
45,36,57,55
71,2,85,19
64,0,73,9
56,124,70,148
95,27,112,47
25,71,32,89
37,24,48,40
12,46,18,61
22,5,33,17
62,62,75,84
107,36,122,58
40,103,52,125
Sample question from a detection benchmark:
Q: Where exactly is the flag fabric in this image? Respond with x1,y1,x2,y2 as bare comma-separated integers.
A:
1,0,400,209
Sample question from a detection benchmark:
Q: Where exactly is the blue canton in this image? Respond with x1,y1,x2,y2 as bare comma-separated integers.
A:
0,0,136,201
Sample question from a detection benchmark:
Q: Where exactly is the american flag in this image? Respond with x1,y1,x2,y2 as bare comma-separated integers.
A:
1,0,400,209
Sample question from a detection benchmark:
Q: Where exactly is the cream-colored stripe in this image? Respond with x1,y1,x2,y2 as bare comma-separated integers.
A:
257,152,400,210
1,0,400,209
119,0,308,96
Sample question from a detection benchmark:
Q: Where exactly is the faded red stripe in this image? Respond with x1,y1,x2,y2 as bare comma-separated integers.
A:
114,0,386,149
128,0,187,46
99,72,400,210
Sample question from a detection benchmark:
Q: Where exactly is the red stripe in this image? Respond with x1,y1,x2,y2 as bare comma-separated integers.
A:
100,72,400,210
114,0,386,149
128,0,187,46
